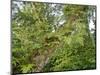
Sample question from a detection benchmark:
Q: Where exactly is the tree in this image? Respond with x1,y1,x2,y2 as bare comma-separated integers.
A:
12,1,96,74
43,4,96,72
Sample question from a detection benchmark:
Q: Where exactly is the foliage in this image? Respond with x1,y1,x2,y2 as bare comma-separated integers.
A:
12,1,96,74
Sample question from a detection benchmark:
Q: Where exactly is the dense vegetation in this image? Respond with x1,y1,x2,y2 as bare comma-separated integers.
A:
12,1,96,74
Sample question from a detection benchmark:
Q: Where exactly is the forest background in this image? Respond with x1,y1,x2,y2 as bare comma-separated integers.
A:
12,0,96,74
